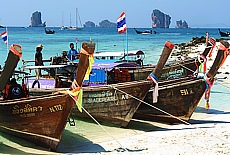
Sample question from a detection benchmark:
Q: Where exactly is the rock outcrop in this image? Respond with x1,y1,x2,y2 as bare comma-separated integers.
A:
83,20,116,28
99,20,116,28
30,11,46,27
151,9,171,28
176,20,189,28
84,21,96,28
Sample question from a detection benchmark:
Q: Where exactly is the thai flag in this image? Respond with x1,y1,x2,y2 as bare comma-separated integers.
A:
117,12,127,34
1,31,8,44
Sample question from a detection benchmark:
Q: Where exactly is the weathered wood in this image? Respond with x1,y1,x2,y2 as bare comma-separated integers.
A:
206,41,229,80
202,38,216,57
71,42,175,127
72,80,153,127
0,42,94,150
153,41,174,78
75,42,95,86
0,44,22,91
134,78,206,123
0,94,74,151
28,42,174,127
134,40,229,123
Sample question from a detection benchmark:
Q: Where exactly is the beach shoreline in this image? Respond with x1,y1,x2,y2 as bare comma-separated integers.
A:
1,98,229,155
85,114,230,155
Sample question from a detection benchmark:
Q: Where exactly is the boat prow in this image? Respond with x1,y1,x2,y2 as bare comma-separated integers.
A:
218,28,230,37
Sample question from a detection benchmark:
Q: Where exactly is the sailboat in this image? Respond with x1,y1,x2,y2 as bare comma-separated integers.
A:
60,11,67,30
68,8,82,30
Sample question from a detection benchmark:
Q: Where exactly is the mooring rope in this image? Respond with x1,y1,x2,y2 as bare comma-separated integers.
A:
216,78,230,89
68,93,129,152
108,85,191,125
175,62,196,73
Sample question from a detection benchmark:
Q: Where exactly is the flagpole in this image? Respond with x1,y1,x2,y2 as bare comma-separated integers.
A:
117,11,128,60
6,27,8,52
125,10,128,62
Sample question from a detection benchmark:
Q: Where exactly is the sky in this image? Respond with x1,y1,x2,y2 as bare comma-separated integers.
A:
1,0,230,28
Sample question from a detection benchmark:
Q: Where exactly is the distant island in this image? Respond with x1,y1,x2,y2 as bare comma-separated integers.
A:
28,10,188,28
84,20,116,28
151,9,189,28
151,9,171,28
29,11,46,27
176,20,189,28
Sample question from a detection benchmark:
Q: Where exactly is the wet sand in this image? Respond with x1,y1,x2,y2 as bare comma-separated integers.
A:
1,109,229,155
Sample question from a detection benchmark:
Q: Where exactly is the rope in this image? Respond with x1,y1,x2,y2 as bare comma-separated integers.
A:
175,62,196,73
216,79,230,88
108,85,191,125
109,85,230,146
113,88,119,105
68,93,129,152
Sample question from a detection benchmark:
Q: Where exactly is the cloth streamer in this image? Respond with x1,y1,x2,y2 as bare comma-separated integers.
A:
147,72,158,103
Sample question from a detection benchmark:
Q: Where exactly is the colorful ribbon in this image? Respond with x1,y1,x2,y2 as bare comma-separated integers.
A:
147,72,159,103
218,42,229,69
80,48,94,80
203,74,214,110
208,38,216,58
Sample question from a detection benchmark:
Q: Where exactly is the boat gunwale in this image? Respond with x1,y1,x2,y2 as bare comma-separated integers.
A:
0,94,69,105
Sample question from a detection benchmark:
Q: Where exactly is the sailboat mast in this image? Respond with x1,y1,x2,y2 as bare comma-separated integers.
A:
62,12,64,27
70,14,72,27
76,8,78,28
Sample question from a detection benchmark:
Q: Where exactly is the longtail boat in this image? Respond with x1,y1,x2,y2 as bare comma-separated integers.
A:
22,38,216,89
218,28,230,37
134,41,229,123
0,42,95,151
133,38,217,81
69,41,174,127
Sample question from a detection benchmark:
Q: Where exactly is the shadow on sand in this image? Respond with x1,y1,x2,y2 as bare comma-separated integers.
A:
0,133,48,155
57,129,107,154
195,106,230,115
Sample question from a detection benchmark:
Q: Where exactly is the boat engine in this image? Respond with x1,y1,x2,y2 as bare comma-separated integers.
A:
3,78,27,100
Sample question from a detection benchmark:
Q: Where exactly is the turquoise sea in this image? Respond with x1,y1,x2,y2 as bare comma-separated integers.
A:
0,27,229,154
0,27,225,66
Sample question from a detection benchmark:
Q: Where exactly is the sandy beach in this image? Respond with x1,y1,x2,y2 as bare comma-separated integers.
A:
1,111,229,155
88,114,230,155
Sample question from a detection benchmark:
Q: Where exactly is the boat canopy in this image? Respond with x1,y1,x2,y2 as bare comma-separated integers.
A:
94,50,145,62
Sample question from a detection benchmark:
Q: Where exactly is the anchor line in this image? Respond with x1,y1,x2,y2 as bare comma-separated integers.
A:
108,85,191,125
68,93,129,152
175,62,196,73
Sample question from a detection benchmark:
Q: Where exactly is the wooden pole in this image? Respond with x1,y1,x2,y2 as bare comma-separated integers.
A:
0,44,22,91
202,38,216,57
153,41,174,78
206,41,229,80
75,42,95,87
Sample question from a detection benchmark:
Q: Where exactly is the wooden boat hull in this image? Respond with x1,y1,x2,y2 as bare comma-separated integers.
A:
129,57,196,82
45,28,55,34
134,77,206,123
134,28,153,34
218,28,230,37
0,94,74,151
72,80,153,127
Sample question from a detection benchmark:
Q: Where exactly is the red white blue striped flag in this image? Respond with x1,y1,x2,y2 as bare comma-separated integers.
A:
117,12,127,34
1,31,8,44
